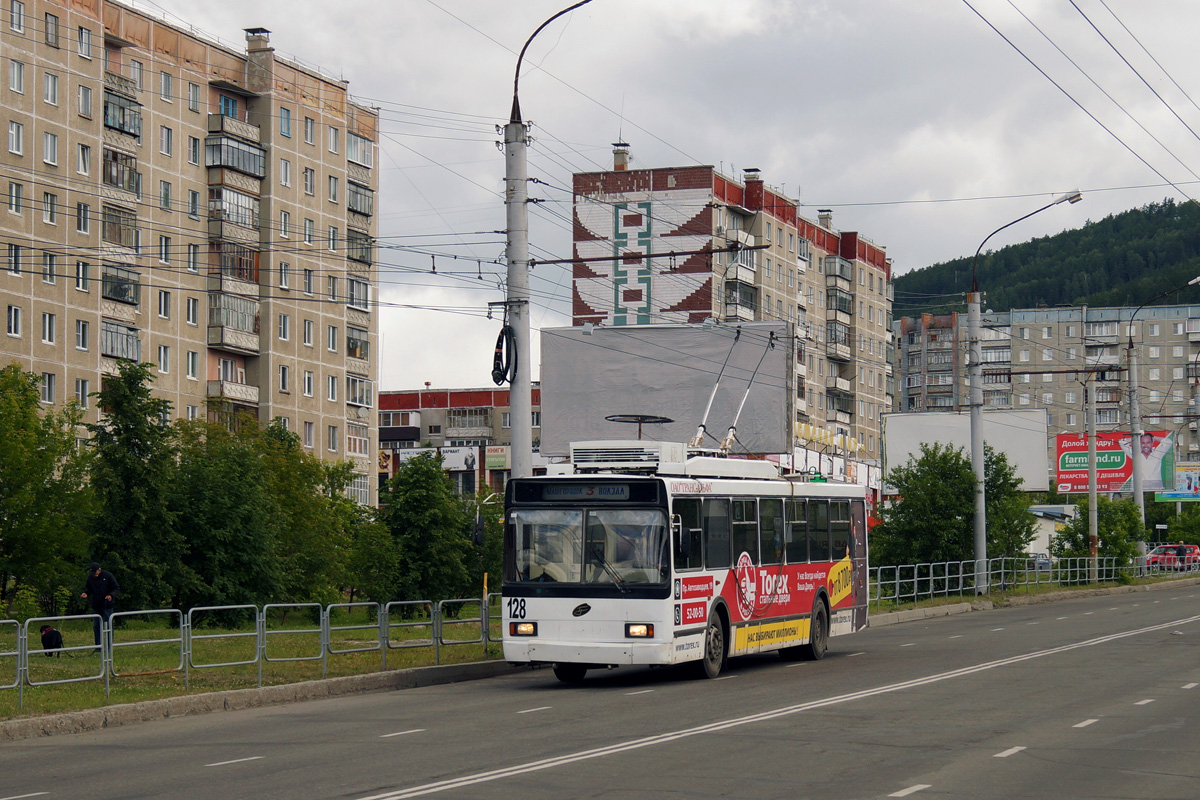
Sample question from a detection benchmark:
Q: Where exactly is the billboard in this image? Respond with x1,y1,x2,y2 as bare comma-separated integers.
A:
1055,431,1175,494
540,322,792,458
881,410,1050,491
1155,461,1200,502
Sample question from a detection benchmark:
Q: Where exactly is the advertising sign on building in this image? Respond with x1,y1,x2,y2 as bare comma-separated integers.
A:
1055,431,1175,494
485,445,510,471
1155,462,1200,502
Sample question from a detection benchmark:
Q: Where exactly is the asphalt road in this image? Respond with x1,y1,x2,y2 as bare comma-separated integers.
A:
3,587,1199,800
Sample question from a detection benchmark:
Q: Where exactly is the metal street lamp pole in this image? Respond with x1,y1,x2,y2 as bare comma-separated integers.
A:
969,191,1081,593
504,1,595,479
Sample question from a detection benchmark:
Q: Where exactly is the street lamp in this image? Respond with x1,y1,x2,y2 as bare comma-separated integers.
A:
968,191,1081,594
1125,274,1200,530
503,1,595,479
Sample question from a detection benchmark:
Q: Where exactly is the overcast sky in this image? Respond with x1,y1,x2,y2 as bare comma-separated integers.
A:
142,0,1200,389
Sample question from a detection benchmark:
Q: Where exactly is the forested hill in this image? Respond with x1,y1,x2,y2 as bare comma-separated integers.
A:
892,198,1200,319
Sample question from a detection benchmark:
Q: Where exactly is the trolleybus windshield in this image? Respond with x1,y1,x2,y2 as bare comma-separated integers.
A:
511,508,668,586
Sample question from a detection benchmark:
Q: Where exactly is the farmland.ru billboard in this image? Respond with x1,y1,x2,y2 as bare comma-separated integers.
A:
1055,431,1175,494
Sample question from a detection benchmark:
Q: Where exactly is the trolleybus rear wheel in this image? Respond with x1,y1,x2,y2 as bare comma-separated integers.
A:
803,602,828,661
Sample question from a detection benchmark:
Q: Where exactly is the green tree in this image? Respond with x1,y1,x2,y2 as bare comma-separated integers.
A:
87,361,188,610
379,452,471,602
465,490,504,597
0,365,92,611
1049,496,1142,565
345,507,396,604
874,443,1036,566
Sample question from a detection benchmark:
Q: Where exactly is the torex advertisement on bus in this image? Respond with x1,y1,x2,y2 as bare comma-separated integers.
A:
1055,431,1175,493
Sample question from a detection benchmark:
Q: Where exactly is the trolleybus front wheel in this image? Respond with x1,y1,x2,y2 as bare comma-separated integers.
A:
700,615,727,679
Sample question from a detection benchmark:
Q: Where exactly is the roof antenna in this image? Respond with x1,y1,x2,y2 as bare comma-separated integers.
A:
720,331,777,454
689,327,740,448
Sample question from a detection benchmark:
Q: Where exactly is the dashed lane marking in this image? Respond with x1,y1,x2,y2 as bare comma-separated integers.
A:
517,707,551,714
889,785,932,797
381,730,425,738
1073,719,1099,728
994,746,1026,758
205,757,264,768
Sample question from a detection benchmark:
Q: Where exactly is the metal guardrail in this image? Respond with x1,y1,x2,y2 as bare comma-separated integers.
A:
262,603,326,679
437,599,484,647
110,609,186,685
383,601,436,670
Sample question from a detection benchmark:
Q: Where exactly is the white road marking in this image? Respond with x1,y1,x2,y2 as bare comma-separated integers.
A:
0,793,51,800
381,729,426,738
517,706,551,714
1109,607,1119,611
890,785,932,797
949,635,964,639
1073,719,1099,728
991,627,1005,631
1135,699,1156,706
355,613,1200,800
624,690,654,696
1084,612,1094,615
785,662,806,668
1183,683,1198,689
900,643,916,647
1057,617,1067,620
1027,622,1039,626
205,756,264,767
714,674,738,681
847,652,865,657
994,746,1026,758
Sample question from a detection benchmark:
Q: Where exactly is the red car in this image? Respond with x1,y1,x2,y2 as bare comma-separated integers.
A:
1146,544,1200,571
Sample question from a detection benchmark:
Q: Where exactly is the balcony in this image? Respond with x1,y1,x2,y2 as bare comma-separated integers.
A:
825,376,851,392
207,324,260,356
207,380,259,405
208,112,261,144
103,70,137,97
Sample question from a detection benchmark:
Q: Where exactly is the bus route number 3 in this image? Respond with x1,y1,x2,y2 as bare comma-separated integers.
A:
507,598,527,619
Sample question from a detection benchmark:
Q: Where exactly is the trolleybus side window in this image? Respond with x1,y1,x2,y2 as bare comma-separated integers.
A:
759,498,783,565
703,497,731,569
731,498,758,564
784,499,807,564
673,498,703,571
808,500,831,562
831,500,851,560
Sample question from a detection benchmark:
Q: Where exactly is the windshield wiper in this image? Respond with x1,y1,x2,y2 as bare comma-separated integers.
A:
590,547,627,593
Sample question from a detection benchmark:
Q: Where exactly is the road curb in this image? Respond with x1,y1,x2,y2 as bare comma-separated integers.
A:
0,660,520,743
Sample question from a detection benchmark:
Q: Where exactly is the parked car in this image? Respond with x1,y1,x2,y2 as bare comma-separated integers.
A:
1145,544,1200,571
1029,552,1053,573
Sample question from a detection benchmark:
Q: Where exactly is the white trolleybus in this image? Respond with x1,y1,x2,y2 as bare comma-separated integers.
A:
502,441,868,683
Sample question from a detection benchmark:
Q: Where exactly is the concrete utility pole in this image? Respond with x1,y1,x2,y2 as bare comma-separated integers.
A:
968,191,1081,594
1087,374,1098,583
503,1,595,479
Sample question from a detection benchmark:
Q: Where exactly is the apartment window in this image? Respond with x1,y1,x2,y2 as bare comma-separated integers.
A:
101,205,138,249
101,264,140,305
1149,346,1161,359
78,84,92,117
280,209,290,237
8,59,22,93
348,279,369,311
186,350,198,379
43,72,57,105
44,12,57,46
1041,348,1052,362
75,378,88,408
218,94,238,119
7,181,21,212
1097,409,1120,425
278,364,289,392
188,136,199,165
208,187,260,228
278,313,290,341
41,192,57,223
304,421,314,448
129,59,143,89
8,120,22,154
186,243,199,272
347,229,372,263
187,82,199,112
303,218,314,244
1018,349,1030,362
328,175,339,202
77,26,92,58
327,275,338,301
303,319,313,346
328,226,338,252
303,370,313,397
346,326,369,359
40,373,55,404
327,126,339,153
1067,413,1077,426
157,344,169,374
279,158,291,187
347,132,373,167
1173,345,1185,358
6,304,20,336
186,296,198,325
327,375,338,401
8,243,22,274
185,405,198,420
42,252,56,283
157,289,170,318
75,319,88,350
327,425,338,453
41,312,55,344
1149,323,1160,337
159,125,172,156
304,116,315,144
346,376,373,407
1065,390,1077,404
303,269,313,294
212,241,259,282
77,144,90,175
103,91,141,136
74,261,89,291
159,71,172,102
102,149,141,194
327,325,338,352
205,135,265,177
41,131,56,165
159,180,171,211
347,182,374,216
302,167,315,195
280,107,291,137
279,261,290,289
188,190,199,219
1149,367,1161,381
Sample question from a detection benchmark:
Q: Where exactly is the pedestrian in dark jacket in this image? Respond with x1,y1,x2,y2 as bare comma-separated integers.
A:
81,562,119,650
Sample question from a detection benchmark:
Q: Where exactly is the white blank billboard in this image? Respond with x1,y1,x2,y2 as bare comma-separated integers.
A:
882,410,1049,491
540,322,792,457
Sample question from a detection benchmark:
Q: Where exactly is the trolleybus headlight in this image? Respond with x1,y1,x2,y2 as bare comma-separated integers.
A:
625,623,654,638
510,621,537,636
